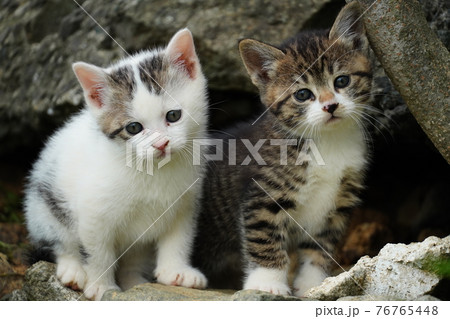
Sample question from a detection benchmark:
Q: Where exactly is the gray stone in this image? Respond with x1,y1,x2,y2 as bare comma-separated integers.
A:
305,236,450,301
231,290,301,301
104,285,304,301
9,236,449,301
337,295,403,301
414,295,441,301
13,260,302,301
18,261,87,301
2,288,28,301
102,283,233,301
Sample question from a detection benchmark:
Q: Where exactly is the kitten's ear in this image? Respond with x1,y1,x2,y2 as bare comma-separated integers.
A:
166,28,199,79
73,62,108,109
329,2,368,51
239,39,285,90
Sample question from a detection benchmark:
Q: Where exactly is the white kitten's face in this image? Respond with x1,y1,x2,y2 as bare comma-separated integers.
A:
127,55,207,156
73,29,208,159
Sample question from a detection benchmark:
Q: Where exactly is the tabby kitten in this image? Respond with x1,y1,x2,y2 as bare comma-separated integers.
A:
192,3,372,296
24,29,208,300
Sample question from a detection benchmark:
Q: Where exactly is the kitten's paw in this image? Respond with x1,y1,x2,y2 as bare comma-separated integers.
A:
83,281,120,301
155,266,207,289
56,256,87,291
244,267,291,295
244,281,291,296
293,263,327,297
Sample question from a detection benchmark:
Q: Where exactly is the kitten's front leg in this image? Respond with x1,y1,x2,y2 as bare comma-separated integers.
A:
79,224,120,300
242,198,291,295
154,201,207,289
293,211,351,297
82,247,120,300
293,246,329,297
294,169,363,297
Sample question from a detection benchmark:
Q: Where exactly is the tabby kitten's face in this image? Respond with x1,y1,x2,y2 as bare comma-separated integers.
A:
240,5,372,136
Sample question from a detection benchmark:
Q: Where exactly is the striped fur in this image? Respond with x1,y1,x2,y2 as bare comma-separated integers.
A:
192,3,372,296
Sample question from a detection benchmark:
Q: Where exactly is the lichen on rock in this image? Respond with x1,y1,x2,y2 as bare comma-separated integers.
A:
305,236,449,301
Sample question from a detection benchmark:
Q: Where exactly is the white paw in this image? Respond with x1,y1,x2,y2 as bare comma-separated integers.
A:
155,266,207,289
244,267,291,295
83,281,120,301
293,263,327,297
244,281,291,295
56,257,87,291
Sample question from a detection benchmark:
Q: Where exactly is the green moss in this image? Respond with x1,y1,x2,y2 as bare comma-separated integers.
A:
422,257,450,279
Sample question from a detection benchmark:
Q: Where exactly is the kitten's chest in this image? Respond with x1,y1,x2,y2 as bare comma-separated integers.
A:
289,134,366,234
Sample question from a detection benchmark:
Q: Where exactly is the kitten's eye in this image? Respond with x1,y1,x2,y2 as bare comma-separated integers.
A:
166,110,182,123
294,89,314,102
126,122,143,135
334,75,350,89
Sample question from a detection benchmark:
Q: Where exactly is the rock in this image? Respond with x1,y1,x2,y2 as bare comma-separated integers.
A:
415,295,442,301
11,261,87,301
7,237,449,300
9,260,300,301
0,0,333,154
339,294,438,301
103,283,233,301
304,258,367,301
337,295,402,301
0,252,24,299
231,290,301,301
2,287,28,301
305,236,450,301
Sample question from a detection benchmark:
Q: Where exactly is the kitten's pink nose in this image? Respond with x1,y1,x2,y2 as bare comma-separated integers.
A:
322,103,339,114
153,139,169,151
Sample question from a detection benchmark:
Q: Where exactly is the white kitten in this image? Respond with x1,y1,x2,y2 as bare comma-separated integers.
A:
24,29,208,300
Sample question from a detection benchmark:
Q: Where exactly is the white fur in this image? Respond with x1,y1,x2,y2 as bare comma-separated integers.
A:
293,256,328,297
244,267,291,296
24,29,208,300
293,125,366,235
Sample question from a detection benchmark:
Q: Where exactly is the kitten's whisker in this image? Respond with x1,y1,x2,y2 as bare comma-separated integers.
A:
208,100,228,108
350,110,391,143
348,113,374,150
356,103,398,127
355,110,392,134
206,129,238,138
251,0,378,126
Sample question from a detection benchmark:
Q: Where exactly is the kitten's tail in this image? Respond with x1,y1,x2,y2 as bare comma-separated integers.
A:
25,241,56,266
